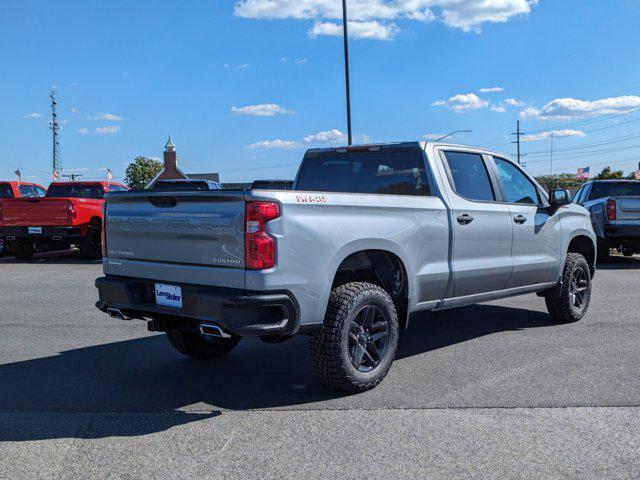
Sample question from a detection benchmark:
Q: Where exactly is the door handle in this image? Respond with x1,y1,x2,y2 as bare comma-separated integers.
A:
456,214,474,225
514,215,527,224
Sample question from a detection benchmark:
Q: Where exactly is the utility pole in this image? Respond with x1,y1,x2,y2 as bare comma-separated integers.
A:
512,120,523,164
63,173,82,181
342,0,353,145
550,132,554,176
49,89,62,179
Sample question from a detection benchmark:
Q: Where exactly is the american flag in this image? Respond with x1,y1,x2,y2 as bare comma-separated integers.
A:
576,167,590,180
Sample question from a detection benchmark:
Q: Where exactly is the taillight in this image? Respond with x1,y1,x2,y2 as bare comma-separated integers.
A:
245,201,280,270
606,199,617,221
67,201,77,220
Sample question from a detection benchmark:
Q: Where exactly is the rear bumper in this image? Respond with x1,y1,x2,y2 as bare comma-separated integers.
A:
95,275,299,337
0,226,82,242
602,225,640,249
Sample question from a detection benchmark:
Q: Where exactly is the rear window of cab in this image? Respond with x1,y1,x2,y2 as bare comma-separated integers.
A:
296,149,430,196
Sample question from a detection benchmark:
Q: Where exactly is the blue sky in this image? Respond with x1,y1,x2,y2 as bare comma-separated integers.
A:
1,0,639,185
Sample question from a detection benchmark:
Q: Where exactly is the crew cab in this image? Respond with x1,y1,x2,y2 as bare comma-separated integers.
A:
572,180,640,260
96,143,596,392
0,181,127,260
0,181,47,255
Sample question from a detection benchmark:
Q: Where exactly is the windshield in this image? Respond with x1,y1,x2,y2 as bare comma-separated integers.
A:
588,182,640,200
295,149,430,196
46,184,104,199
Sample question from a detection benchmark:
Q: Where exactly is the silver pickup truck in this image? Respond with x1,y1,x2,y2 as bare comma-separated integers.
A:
572,180,640,261
96,142,597,392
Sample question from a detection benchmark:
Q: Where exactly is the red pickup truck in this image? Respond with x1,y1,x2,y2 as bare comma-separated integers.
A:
0,181,127,259
0,181,47,255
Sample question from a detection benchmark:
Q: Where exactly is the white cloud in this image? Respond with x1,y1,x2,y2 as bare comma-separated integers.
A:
490,105,506,113
479,87,503,93
295,58,308,64
308,20,399,40
77,128,89,134
92,113,123,121
504,98,524,107
235,64,250,70
24,112,42,119
71,107,81,114
432,93,489,113
235,0,536,38
231,103,294,117
522,129,586,142
245,139,302,150
303,129,348,144
96,125,120,135
66,167,89,173
520,95,640,120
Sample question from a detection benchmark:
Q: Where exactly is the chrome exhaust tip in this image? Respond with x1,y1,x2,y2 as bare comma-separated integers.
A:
106,307,132,321
199,323,231,339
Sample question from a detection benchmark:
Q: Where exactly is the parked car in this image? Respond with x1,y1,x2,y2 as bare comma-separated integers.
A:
0,181,127,260
572,180,640,261
0,181,47,255
151,179,223,191
96,142,596,392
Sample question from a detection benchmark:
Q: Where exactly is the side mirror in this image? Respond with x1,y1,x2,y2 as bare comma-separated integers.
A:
549,189,571,208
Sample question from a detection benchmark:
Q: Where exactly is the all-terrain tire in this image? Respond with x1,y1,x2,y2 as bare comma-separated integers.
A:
545,252,592,323
79,227,102,260
11,241,34,260
166,330,240,360
310,282,399,393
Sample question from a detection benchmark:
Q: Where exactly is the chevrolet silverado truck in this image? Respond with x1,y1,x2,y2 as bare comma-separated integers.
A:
572,180,640,261
96,142,597,392
0,181,127,260
0,181,47,255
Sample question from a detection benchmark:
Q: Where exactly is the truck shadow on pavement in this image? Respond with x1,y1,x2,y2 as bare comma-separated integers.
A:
0,304,555,441
597,255,640,270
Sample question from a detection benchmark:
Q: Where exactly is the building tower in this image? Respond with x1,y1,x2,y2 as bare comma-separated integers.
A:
49,89,62,179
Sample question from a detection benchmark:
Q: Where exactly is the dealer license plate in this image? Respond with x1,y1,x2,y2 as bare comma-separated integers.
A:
155,283,183,309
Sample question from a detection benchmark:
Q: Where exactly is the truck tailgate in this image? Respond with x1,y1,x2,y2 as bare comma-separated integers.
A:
617,196,640,221
1,198,70,226
104,190,246,288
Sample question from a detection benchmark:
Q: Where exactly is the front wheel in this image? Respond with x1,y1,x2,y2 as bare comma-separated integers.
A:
545,252,592,323
310,282,399,393
166,330,240,360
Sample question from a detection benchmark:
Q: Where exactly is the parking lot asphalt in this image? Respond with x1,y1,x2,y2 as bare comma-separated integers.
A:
1,251,639,478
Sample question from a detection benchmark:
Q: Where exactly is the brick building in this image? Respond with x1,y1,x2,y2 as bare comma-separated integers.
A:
147,137,219,187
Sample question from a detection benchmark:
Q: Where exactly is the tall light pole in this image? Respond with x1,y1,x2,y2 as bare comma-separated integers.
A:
435,130,471,142
342,0,353,145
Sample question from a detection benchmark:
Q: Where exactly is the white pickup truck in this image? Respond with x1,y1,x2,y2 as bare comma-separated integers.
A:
96,142,597,392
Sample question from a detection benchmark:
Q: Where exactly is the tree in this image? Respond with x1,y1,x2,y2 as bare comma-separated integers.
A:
534,173,586,192
124,156,163,190
594,166,624,180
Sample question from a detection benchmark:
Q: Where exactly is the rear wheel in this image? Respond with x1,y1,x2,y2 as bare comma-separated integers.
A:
79,227,102,259
545,252,592,323
11,241,34,260
621,245,634,257
166,330,240,360
310,282,399,393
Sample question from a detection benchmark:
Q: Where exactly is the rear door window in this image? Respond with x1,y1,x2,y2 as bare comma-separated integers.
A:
443,151,495,202
0,183,14,198
295,149,430,196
